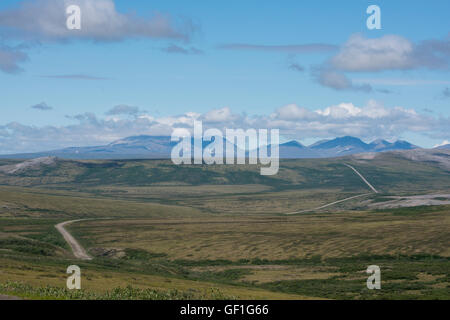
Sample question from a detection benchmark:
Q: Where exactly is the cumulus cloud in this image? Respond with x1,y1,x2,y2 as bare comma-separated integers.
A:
414,35,450,70
31,102,53,111
311,33,450,91
265,100,442,140
313,68,372,92
330,33,450,72
316,101,392,119
316,69,350,90
288,63,305,72
1,101,448,154
200,107,240,124
106,105,142,116
316,102,362,118
0,0,192,42
0,115,176,154
331,34,415,72
0,44,28,73
65,112,99,124
0,0,196,73
434,140,450,148
272,104,317,121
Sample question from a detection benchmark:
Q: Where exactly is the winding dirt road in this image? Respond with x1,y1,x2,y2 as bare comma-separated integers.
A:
55,220,92,260
285,163,378,215
344,164,378,193
285,193,372,215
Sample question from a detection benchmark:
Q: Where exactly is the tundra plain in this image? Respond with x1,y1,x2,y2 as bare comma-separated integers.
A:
0,150,449,299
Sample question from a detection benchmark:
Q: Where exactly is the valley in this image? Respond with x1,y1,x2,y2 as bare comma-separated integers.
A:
0,149,449,299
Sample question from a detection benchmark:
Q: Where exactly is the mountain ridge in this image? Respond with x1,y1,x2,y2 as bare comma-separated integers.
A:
0,135,422,159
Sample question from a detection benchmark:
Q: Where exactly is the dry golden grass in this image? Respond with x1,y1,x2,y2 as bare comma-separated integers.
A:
0,257,317,300
71,206,450,261
190,265,341,284
0,186,203,219
89,184,272,197
174,189,363,214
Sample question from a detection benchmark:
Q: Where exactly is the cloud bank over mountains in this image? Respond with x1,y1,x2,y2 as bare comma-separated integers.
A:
0,100,447,154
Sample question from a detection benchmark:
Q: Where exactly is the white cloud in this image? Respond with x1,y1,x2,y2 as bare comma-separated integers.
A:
316,102,361,118
106,105,142,116
264,100,441,140
31,102,53,111
0,0,197,73
201,107,239,123
313,68,372,92
312,33,450,91
330,33,450,72
331,34,415,72
0,0,191,42
434,140,449,148
0,44,28,73
0,101,448,154
272,104,316,120
317,69,352,89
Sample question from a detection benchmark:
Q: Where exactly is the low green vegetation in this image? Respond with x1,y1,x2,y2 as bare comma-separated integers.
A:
0,156,448,299
0,281,236,300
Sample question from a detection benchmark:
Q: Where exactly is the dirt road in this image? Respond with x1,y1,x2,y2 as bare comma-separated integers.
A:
285,163,378,215
55,220,92,260
286,193,372,215
344,164,378,193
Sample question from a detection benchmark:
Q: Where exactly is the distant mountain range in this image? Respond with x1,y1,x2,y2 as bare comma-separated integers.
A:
436,144,450,150
0,135,433,160
277,136,419,158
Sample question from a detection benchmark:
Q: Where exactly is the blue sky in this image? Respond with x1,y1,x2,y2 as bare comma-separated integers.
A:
0,0,449,153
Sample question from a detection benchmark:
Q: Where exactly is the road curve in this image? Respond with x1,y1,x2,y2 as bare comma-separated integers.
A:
55,220,92,260
344,164,378,193
285,163,379,215
285,193,372,215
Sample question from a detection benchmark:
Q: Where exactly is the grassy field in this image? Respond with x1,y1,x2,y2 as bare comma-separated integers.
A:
0,155,449,299
69,207,450,261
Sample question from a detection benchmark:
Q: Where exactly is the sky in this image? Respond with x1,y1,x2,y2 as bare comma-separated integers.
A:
0,0,449,154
